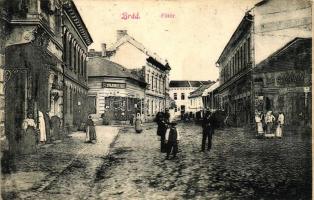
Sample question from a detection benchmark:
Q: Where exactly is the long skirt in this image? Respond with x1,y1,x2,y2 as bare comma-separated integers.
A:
257,122,264,135
276,125,283,138
86,126,90,142
266,122,273,134
89,126,97,141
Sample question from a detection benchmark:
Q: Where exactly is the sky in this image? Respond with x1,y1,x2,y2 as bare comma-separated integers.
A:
75,0,260,81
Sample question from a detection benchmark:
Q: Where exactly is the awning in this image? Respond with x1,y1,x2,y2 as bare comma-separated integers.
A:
202,82,220,96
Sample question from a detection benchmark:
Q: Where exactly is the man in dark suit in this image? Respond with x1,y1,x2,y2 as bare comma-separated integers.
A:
201,110,213,152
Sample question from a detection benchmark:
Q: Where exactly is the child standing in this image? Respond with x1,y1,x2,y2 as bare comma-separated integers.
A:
165,122,180,159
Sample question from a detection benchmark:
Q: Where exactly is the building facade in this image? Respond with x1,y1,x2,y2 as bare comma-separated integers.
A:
215,0,311,127
62,1,92,130
4,0,64,153
87,57,146,124
92,30,171,122
202,81,220,111
189,83,214,116
253,38,311,129
169,80,210,118
2,0,92,155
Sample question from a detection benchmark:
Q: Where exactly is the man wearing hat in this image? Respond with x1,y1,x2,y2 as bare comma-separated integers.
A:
165,121,181,159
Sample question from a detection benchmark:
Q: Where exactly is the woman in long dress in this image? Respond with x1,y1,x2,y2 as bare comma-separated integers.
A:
265,111,275,136
276,112,284,138
255,113,264,137
86,115,96,142
38,111,47,144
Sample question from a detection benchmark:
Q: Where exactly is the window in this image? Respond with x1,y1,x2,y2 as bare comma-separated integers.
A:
174,93,177,100
181,93,185,100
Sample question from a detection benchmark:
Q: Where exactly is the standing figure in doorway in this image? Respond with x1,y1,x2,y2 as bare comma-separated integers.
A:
38,111,47,144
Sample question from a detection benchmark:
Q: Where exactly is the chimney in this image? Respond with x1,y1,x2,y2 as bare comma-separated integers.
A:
117,30,127,41
101,43,106,57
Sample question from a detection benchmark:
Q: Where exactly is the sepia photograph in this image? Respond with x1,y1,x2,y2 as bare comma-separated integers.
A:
0,0,312,199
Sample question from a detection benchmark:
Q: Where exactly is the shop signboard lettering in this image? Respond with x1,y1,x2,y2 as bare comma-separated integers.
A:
276,72,304,85
102,82,126,89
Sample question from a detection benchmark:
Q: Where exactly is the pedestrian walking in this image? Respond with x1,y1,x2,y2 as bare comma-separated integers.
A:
86,115,97,143
201,110,213,152
38,111,47,144
135,113,143,133
255,112,264,137
156,113,168,153
265,111,275,137
165,122,180,159
276,112,285,138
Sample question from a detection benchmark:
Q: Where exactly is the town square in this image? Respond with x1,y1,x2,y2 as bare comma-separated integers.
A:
0,0,312,199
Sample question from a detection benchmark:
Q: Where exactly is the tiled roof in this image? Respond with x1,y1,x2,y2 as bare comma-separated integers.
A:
254,38,312,73
169,80,212,88
87,57,145,84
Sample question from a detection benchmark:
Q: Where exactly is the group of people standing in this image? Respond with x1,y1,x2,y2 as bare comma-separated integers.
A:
20,110,63,154
255,111,285,138
155,108,216,159
156,108,181,159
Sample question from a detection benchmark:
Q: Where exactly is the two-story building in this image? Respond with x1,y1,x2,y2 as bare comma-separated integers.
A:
2,0,92,154
169,80,210,118
62,1,93,130
92,30,171,122
215,0,311,126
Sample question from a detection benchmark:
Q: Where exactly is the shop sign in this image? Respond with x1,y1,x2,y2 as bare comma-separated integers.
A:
102,82,126,89
276,72,304,85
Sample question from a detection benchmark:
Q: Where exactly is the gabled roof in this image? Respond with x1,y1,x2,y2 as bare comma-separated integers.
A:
169,80,211,88
254,37,312,73
189,82,215,98
108,34,170,70
87,57,146,85
63,1,93,46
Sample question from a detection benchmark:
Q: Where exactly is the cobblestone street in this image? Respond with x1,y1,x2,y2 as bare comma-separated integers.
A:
93,123,311,200
1,123,311,199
